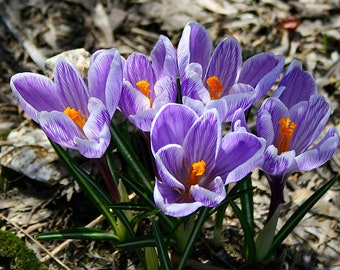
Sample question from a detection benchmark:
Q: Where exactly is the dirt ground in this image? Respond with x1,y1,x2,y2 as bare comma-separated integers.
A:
0,0,340,269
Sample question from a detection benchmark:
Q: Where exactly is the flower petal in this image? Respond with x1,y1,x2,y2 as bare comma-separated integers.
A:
153,76,178,108
295,127,340,171
154,144,186,190
231,108,249,133
119,82,150,117
124,53,155,86
39,111,82,149
206,37,242,93
214,131,265,184
83,98,110,142
238,53,284,101
181,63,210,103
154,180,202,217
10,73,64,122
129,108,157,132
151,35,178,78
290,94,331,154
219,88,256,122
183,109,221,171
191,176,226,207
259,145,296,175
182,96,205,116
257,97,289,146
177,21,212,79
88,48,123,117
54,57,90,114
274,60,317,108
151,103,198,154
75,134,110,158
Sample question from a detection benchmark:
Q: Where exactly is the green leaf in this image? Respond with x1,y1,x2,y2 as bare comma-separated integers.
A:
130,209,161,227
119,173,174,230
50,141,119,234
36,228,119,242
114,236,157,249
255,205,281,261
110,123,153,191
176,208,210,270
267,173,340,259
108,202,152,211
145,247,159,270
152,217,172,270
229,200,256,261
239,174,254,236
212,200,228,247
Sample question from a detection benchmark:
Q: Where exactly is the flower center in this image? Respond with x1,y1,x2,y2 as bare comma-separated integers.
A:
276,117,296,154
206,76,224,100
63,107,88,129
136,80,152,107
188,160,206,186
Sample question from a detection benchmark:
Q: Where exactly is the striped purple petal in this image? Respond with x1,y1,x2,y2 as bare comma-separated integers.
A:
54,58,90,114
177,21,212,79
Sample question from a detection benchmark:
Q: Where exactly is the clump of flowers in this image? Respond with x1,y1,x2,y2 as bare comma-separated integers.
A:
9,21,340,269
151,103,265,217
10,48,123,158
256,60,340,221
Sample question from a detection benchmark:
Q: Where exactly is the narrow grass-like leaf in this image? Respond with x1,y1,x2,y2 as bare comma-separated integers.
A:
119,173,174,230
145,247,159,270
152,217,172,270
239,174,254,237
255,205,281,261
267,173,340,259
229,200,256,261
108,202,152,211
213,201,228,247
115,236,157,249
50,141,119,234
110,123,153,191
36,228,119,241
176,208,210,270
130,209,161,227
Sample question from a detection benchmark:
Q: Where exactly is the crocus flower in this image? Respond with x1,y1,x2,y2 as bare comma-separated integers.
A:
177,21,284,122
255,60,340,220
10,48,123,158
151,103,265,217
119,35,178,131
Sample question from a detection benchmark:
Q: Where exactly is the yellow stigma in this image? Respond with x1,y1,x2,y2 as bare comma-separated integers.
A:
206,76,224,100
276,117,296,154
63,107,88,129
188,160,206,186
136,80,152,107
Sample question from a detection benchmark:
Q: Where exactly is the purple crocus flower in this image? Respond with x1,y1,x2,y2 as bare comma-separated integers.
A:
151,103,265,217
119,35,178,131
177,21,284,122
10,48,123,158
255,60,340,220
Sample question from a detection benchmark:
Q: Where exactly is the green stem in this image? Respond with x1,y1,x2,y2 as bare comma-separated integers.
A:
93,158,120,202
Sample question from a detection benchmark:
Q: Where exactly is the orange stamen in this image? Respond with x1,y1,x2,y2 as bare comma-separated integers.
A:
188,160,206,186
63,107,88,129
136,80,152,107
276,117,296,154
206,76,224,100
